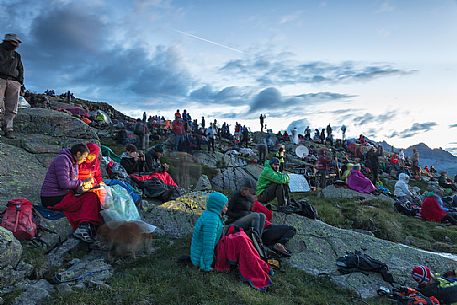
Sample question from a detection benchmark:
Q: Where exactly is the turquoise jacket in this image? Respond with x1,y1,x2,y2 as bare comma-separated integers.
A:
190,192,228,271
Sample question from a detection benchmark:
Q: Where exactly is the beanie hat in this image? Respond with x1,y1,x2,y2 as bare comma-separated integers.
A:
269,157,280,165
154,144,164,153
412,265,431,285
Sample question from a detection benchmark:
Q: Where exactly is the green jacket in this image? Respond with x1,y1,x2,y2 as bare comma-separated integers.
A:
256,160,290,196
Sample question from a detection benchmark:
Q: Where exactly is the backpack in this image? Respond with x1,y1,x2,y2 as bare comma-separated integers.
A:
378,287,440,305
282,199,318,220
394,200,420,216
336,250,395,284
1,198,37,240
106,161,129,179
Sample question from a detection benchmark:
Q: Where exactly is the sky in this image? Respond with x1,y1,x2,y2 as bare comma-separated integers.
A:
2,0,457,153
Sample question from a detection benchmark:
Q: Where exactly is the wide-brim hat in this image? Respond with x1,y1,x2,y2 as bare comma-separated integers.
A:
4,33,22,43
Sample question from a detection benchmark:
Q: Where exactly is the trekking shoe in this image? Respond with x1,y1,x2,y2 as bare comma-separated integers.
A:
4,130,16,139
73,223,95,243
272,243,291,257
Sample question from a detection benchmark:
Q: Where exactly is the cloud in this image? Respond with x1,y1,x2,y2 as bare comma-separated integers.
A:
279,11,304,25
15,3,196,106
250,87,352,112
352,111,397,126
388,122,437,138
189,85,254,106
449,124,457,128
376,1,395,13
221,55,415,86
286,118,311,133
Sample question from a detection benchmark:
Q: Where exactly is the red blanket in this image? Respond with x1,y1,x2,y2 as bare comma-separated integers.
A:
130,172,177,187
421,196,447,222
251,201,272,227
215,228,272,291
49,192,103,230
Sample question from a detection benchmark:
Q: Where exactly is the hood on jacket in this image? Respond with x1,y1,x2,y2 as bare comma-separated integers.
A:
86,143,100,157
206,192,228,215
60,148,76,164
399,173,410,183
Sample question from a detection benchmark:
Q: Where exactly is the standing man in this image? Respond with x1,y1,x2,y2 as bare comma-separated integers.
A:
260,114,265,133
0,34,24,139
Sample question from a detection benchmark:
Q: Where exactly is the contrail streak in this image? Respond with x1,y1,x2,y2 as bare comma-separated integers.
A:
173,29,243,54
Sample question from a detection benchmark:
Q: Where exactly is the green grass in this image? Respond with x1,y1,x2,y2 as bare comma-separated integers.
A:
48,236,389,305
297,193,457,253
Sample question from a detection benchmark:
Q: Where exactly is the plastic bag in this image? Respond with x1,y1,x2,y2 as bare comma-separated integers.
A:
100,185,140,222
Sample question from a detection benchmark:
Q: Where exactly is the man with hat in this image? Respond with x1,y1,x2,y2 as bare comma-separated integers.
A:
256,157,291,207
412,265,457,304
0,33,24,139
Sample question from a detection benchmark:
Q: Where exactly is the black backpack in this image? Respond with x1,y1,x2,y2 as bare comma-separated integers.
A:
394,200,420,217
336,250,395,284
284,199,318,220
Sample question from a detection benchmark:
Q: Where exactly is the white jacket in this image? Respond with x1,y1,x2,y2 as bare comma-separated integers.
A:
394,173,411,197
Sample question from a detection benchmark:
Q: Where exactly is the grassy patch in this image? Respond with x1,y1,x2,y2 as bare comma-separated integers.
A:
298,193,457,253
48,236,389,305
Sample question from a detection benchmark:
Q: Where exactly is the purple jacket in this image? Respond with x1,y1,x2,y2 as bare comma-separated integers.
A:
40,149,81,197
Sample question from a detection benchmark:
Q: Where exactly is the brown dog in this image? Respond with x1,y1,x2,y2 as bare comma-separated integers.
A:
97,221,154,262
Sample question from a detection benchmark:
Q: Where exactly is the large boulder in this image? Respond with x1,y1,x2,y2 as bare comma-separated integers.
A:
0,142,47,205
14,108,97,140
322,185,394,204
211,164,262,192
275,213,457,298
142,192,210,238
0,226,22,268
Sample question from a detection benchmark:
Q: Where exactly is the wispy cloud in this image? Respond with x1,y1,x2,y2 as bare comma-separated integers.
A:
352,111,397,126
279,11,304,25
376,1,395,13
388,122,437,139
221,54,415,86
173,29,244,54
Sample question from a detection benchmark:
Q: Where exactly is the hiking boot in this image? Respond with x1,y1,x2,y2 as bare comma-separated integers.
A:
73,223,95,243
272,243,291,257
4,130,15,139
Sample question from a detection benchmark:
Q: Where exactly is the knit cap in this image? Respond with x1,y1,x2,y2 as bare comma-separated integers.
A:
269,157,280,165
412,265,431,285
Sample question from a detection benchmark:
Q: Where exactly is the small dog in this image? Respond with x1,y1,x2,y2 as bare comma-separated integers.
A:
97,221,154,262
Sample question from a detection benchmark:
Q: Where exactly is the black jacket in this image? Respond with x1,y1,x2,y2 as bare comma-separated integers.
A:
0,42,24,84
120,156,146,175
225,191,254,224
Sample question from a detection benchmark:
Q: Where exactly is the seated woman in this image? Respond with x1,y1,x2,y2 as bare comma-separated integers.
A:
394,173,414,202
346,164,376,194
78,143,107,204
190,192,229,271
40,144,103,243
420,192,457,225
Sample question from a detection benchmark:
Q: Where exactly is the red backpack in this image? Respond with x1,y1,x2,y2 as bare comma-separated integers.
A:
1,198,37,240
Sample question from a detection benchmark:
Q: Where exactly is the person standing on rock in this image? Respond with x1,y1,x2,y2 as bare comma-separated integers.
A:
259,114,265,133
0,34,24,139
256,157,291,208
206,123,216,153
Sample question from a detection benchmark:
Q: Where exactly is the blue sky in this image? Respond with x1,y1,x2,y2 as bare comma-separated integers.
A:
2,0,457,153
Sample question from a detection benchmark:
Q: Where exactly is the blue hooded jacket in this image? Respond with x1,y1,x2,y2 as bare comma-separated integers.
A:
190,192,228,271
